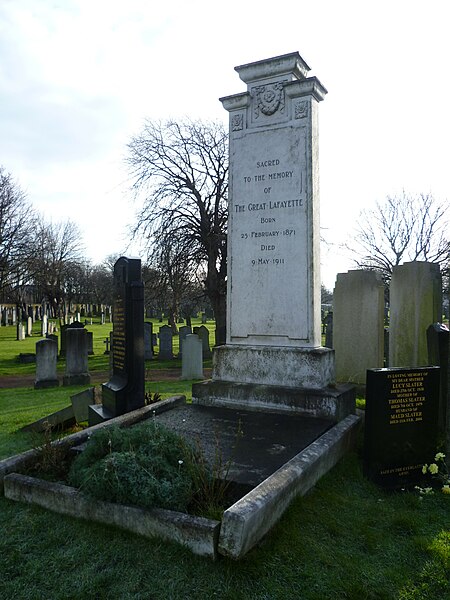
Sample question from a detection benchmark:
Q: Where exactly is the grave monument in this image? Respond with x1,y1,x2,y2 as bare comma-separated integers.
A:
193,52,354,419
89,257,145,425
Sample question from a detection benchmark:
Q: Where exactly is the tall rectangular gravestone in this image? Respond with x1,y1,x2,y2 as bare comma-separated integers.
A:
89,257,145,425
193,52,355,420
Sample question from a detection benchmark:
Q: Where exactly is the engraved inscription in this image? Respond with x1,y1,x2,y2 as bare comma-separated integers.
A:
386,371,427,425
113,297,126,372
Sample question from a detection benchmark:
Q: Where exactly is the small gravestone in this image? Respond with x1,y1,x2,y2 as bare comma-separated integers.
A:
90,257,145,425
364,366,440,489
26,316,33,337
35,338,59,389
63,328,90,386
70,388,94,422
178,325,192,357
101,312,105,325
181,334,203,380
324,312,333,349
193,325,211,358
144,322,153,360
46,333,58,352
86,331,94,355
17,323,25,341
158,325,173,360
41,314,48,337
201,313,207,324
103,336,110,354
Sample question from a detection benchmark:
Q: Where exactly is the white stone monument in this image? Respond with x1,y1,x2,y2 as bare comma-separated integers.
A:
193,52,354,420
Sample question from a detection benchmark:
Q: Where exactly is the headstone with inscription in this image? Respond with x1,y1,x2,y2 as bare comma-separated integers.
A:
181,334,203,380
89,257,145,425
193,52,355,420
364,366,440,489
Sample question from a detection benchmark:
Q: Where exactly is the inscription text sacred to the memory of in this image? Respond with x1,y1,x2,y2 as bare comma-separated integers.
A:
229,126,309,341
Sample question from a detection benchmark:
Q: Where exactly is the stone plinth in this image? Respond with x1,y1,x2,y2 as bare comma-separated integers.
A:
212,345,334,389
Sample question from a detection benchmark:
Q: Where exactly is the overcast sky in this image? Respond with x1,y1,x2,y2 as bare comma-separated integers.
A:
1,0,449,289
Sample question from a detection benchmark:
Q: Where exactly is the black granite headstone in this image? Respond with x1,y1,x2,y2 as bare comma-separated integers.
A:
364,366,440,489
89,257,144,425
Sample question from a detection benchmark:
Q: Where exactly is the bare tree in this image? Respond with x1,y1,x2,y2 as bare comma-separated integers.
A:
0,167,37,302
349,192,449,282
32,218,85,316
127,118,228,345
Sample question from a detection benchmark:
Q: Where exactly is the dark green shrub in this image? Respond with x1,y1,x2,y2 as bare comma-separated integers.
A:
68,422,199,512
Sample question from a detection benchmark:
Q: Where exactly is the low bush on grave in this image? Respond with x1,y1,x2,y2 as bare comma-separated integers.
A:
68,422,210,514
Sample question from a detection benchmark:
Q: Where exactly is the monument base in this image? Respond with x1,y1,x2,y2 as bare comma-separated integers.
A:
192,380,355,422
212,345,335,389
34,379,59,389
88,403,115,427
62,373,91,387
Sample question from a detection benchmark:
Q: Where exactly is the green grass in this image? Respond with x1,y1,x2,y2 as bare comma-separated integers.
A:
1,321,450,599
0,316,215,375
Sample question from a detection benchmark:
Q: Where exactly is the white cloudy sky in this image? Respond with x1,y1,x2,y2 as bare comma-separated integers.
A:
1,0,449,289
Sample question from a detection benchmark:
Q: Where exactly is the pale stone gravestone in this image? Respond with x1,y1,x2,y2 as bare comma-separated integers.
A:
333,270,385,385
41,314,48,337
178,325,192,357
101,312,105,325
364,366,440,489
35,338,59,389
26,316,33,337
12,308,16,325
144,322,153,360
193,325,211,359
193,52,355,420
63,328,90,386
389,261,442,367
158,325,173,360
181,334,203,379
89,257,145,425
17,323,25,341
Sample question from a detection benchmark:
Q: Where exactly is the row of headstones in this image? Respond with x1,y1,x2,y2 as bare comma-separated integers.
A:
157,324,212,360
35,329,91,388
332,261,445,385
35,327,205,388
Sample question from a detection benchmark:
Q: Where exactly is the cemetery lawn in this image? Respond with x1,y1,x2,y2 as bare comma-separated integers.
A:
0,386,449,598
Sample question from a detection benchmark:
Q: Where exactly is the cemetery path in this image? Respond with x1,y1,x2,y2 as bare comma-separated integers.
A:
0,368,212,389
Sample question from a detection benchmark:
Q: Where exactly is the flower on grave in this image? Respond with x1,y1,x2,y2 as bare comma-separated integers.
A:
435,452,446,461
428,463,439,475
442,485,450,494
178,459,184,466
422,464,428,474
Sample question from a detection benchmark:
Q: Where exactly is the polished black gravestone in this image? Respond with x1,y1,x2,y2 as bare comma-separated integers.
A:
364,366,440,489
89,257,145,425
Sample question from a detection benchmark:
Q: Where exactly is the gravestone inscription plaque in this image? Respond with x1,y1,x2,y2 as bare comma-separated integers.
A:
89,257,144,425
364,366,440,489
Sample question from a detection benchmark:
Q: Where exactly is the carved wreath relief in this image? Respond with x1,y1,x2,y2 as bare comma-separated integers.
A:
253,82,285,119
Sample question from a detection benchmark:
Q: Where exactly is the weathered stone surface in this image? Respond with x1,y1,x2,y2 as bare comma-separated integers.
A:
218,414,361,559
181,334,203,380
4,473,220,558
333,270,385,384
212,345,335,389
